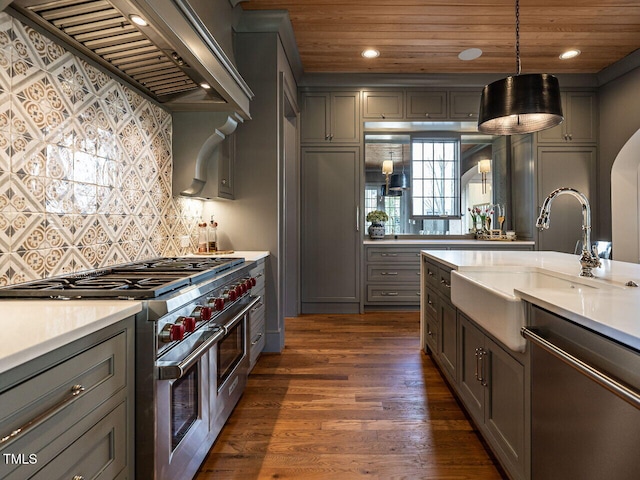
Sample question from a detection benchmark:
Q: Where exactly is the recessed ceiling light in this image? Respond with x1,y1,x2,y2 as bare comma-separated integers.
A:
458,48,483,61
362,49,380,59
559,49,581,60
129,14,148,27
200,82,211,90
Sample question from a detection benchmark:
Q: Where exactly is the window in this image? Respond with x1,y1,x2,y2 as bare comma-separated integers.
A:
411,137,460,218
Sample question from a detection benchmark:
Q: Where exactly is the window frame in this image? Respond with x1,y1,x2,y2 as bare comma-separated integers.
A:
409,133,462,219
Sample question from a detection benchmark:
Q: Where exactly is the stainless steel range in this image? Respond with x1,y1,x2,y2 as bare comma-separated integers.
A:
0,256,260,480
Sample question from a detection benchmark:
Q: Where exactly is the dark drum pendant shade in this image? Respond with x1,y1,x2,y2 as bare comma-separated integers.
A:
477,75,563,136
389,171,410,191
381,184,402,197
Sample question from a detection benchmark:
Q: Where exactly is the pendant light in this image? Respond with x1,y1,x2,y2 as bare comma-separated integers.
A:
389,147,410,191
477,0,563,135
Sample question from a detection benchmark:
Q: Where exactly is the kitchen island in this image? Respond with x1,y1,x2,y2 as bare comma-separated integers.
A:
420,249,640,480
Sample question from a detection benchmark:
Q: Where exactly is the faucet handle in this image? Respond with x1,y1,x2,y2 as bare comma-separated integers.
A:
591,245,602,266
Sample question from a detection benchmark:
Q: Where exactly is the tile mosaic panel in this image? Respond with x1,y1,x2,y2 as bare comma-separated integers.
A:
0,12,204,285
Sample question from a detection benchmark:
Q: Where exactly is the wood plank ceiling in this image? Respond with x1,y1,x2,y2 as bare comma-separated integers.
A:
242,0,640,74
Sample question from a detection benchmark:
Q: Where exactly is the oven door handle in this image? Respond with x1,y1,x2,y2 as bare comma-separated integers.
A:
157,296,260,380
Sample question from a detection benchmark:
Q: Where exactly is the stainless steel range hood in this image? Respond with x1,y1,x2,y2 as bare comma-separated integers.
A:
7,0,253,117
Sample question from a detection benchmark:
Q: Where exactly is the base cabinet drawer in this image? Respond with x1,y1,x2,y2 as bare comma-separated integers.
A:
250,318,266,370
367,285,420,303
30,401,127,480
0,320,133,480
367,264,420,283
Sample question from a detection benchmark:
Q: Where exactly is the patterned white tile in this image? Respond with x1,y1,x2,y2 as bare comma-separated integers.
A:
77,58,110,96
11,173,46,212
45,178,73,214
46,247,75,276
46,144,74,180
73,150,97,183
4,252,38,284
11,140,46,176
15,247,47,279
45,213,73,250
19,23,67,71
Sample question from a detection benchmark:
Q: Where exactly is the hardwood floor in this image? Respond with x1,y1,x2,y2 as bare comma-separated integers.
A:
195,312,506,480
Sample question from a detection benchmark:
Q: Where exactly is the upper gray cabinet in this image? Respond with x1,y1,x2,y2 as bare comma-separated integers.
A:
449,90,481,120
300,91,360,144
406,90,448,119
537,91,597,144
362,90,404,119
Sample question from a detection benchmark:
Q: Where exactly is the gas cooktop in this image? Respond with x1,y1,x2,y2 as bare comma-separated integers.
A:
0,257,245,299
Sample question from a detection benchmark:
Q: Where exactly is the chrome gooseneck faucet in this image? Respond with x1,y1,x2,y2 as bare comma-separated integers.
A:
536,187,601,277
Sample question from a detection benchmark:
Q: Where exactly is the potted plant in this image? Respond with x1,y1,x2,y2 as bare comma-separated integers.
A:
366,210,389,239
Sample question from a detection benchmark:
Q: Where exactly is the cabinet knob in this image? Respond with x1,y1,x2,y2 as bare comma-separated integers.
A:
221,179,227,185
73,476,85,480
425,113,430,118
381,113,386,119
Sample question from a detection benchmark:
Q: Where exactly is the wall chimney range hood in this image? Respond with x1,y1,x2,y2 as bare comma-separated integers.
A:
7,0,254,117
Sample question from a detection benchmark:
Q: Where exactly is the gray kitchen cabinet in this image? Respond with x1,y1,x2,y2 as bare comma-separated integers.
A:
301,147,360,312
449,90,481,120
362,90,404,119
536,91,597,144
364,246,422,305
300,91,360,144
0,318,134,480
458,313,527,480
537,146,597,254
405,90,448,119
420,255,457,383
248,259,266,372
511,134,536,242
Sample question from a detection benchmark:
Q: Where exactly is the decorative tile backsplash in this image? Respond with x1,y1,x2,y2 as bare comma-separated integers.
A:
0,12,202,285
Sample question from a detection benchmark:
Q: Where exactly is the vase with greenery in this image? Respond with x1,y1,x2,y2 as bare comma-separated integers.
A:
366,210,388,239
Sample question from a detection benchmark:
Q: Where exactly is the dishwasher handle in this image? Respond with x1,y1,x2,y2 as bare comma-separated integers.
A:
521,327,640,410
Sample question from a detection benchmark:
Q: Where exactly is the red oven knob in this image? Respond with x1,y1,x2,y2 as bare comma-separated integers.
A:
244,279,253,290
235,284,244,296
250,277,257,287
209,297,224,311
160,323,185,343
176,316,196,333
224,289,237,302
200,306,213,321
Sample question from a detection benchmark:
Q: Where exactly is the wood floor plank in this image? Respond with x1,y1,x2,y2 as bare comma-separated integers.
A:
194,312,506,480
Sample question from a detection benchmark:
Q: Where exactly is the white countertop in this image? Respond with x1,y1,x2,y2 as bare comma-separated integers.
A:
365,239,535,246
190,250,270,262
0,301,142,374
421,250,640,351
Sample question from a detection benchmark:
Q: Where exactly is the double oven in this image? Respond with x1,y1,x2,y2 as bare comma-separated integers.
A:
0,257,260,480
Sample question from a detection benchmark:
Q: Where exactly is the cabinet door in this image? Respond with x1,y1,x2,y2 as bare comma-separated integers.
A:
217,132,234,198
565,92,597,143
301,92,330,143
537,146,596,253
449,90,481,120
511,134,536,241
485,337,526,478
330,92,360,143
537,91,597,144
406,91,447,119
458,314,486,423
362,91,404,119
301,147,360,305
439,295,458,382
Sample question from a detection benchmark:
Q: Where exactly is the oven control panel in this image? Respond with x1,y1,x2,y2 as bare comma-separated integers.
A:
155,272,256,355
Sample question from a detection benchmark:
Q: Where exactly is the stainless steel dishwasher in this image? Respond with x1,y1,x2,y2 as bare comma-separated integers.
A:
522,306,640,480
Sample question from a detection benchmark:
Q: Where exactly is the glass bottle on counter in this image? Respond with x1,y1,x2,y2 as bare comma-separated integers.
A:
208,217,218,252
198,221,209,253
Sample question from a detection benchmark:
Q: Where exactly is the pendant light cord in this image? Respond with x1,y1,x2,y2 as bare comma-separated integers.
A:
515,0,521,75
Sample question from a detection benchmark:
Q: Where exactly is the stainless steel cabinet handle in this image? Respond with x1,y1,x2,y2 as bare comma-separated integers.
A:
522,327,640,409
427,330,433,337
0,384,85,449
380,271,398,276
428,269,435,277
73,476,85,480
440,279,451,288
381,253,398,257
251,332,263,346
475,348,481,381
356,206,360,232
381,291,398,296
